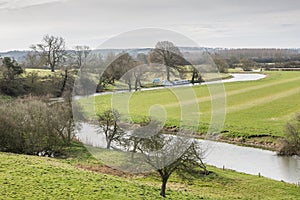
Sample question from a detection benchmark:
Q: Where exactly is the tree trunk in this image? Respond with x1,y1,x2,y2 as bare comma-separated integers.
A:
166,65,170,81
191,69,196,85
59,69,68,97
127,78,132,92
106,139,112,149
134,78,138,91
128,83,132,91
130,146,136,161
160,177,168,197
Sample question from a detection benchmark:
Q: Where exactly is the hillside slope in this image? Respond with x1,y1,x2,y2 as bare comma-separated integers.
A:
0,151,299,199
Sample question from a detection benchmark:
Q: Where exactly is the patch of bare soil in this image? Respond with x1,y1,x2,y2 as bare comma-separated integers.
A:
76,164,146,178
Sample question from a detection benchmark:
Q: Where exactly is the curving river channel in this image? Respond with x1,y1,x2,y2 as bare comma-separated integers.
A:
78,124,300,185
75,73,300,184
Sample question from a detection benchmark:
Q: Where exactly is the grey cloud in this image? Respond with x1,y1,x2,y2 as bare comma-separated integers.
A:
0,0,66,10
0,0,300,51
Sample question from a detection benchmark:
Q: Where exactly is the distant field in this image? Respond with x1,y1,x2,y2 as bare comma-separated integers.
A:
1,151,299,200
86,71,300,140
24,68,53,77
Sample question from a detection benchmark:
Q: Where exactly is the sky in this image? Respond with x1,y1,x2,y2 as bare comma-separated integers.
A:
0,0,300,51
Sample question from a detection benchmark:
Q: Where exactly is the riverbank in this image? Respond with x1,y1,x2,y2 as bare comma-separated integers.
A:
77,122,300,184
165,127,279,151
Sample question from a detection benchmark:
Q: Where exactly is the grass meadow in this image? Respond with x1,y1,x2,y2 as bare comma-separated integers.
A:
85,71,300,142
1,149,299,200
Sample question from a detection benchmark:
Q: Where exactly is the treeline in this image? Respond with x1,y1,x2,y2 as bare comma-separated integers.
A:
217,48,300,62
214,48,300,70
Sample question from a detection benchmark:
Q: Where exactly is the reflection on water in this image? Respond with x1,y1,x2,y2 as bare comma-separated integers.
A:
76,123,107,148
200,140,300,184
77,123,300,184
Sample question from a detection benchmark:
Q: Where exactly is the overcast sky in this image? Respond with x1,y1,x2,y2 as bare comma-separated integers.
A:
0,0,300,51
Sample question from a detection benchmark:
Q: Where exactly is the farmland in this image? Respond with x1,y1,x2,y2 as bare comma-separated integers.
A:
85,71,300,148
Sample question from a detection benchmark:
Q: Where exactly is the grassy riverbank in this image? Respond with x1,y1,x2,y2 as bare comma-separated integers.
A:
78,71,300,149
1,148,299,200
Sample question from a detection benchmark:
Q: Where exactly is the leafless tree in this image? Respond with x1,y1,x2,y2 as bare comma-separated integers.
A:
149,41,185,81
23,51,47,68
31,35,67,72
240,58,256,71
212,54,229,73
97,109,125,149
101,53,138,91
130,133,208,197
279,113,300,156
73,45,91,68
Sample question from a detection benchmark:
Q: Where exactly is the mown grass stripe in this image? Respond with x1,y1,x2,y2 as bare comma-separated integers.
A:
227,86,300,113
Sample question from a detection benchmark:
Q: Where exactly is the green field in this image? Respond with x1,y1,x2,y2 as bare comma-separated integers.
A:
1,150,299,200
80,71,300,146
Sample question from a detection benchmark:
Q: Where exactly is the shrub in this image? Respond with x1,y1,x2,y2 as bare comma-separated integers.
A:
278,113,300,156
0,97,75,155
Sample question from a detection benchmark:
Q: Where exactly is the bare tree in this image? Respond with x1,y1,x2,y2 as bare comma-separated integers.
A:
136,53,149,65
123,71,133,91
279,113,300,156
23,51,47,68
31,35,67,72
191,67,202,85
134,54,149,91
97,109,125,149
130,133,208,197
240,58,256,71
101,53,138,91
73,45,91,68
212,54,229,73
149,41,185,81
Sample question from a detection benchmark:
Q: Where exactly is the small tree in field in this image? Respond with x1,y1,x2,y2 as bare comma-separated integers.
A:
131,133,208,197
279,113,300,156
97,109,125,149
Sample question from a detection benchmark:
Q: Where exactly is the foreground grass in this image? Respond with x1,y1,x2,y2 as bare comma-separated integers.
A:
82,72,300,146
0,150,299,200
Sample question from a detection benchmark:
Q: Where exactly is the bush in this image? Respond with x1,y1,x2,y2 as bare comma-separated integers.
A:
0,97,75,155
0,57,25,96
278,113,300,156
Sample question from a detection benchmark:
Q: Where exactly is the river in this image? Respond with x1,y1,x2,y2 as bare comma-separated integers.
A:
203,73,266,85
200,140,300,184
77,123,300,184
74,73,267,99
